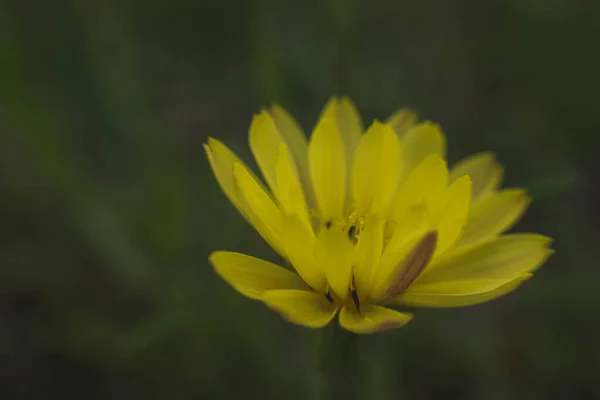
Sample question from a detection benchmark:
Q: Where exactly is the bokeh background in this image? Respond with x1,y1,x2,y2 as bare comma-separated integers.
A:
1,0,599,398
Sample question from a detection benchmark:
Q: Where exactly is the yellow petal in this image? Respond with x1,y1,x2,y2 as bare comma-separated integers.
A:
353,216,385,301
269,105,308,168
280,214,327,292
269,105,314,206
351,121,402,216
458,189,531,247
450,152,503,202
388,155,448,249
339,305,412,334
262,290,337,328
385,108,418,140
248,111,284,195
308,117,346,221
396,274,532,308
370,231,437,301
386,203,430,255
380,231,438,300
315,226,354,300
400,122,447,177
204,138,250,215
433,175,472,256
210,252,308,300
275,144,310,223
320,96,363,170
233,163,285,256
417,234,553,283
390,154,448,221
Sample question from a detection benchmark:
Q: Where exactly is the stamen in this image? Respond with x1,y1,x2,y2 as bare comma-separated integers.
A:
350,276,360,311
348,211,358,225
347,225,357,243
346,212,366,244
351,289,360,311
325,290,334,304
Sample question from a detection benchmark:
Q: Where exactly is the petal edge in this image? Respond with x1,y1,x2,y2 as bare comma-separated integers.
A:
339,305,412,334
210,252,308,300
263,289,337,328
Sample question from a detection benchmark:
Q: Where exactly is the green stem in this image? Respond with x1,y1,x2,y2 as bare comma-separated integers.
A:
318,322,360,400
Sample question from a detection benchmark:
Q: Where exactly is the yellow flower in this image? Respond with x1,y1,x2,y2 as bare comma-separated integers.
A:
205,97,553,334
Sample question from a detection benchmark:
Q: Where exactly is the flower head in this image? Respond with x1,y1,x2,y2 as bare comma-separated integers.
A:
205,97,552,334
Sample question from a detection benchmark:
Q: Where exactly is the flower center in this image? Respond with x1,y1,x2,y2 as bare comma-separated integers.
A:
323,282,362,311
316,212,369,311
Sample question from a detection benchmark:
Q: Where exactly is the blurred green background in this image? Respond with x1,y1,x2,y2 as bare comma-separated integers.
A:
1,0,599,398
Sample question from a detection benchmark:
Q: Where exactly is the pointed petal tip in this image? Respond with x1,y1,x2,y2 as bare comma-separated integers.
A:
205,136,221,149
385,108,419,137
479,151,496,160
468,152,499,166
486,153,502,168
315,116,338,129
542,247,555,262
340,96,359,108
203,143,212,157
208,250,234,268
323,96,341,109
511,188,533,211
452,173,473,193
541,234,555,245
255,108,271,118
511,188,531,199
365,119,399,136
457,173,473,184
267,104,285,114
365,119,398,135
450,174,473,200
208,250,221,259
204,138,237,161
422,153,449,170
207,251,220,267
249,113,261,126
450,152,504,200
418,120,441,129
517,233,554,248
248,110,275,134
412,121,445,138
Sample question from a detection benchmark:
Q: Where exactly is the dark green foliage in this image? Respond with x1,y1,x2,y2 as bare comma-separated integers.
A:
0,0,598,398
